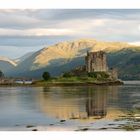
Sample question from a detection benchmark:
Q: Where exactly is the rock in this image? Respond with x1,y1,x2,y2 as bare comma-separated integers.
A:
15,124,20,126
49,124,54,126
80,128,89,131
108,124,115,126
32,129,38,131
60,120,66,122
99,128,108,130
26,125,35,128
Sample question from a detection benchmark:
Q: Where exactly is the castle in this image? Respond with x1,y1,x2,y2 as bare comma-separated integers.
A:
67,51,118,80
85,51,108,72
85,51,118,80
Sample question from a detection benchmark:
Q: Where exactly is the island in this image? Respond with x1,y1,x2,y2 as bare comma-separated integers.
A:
34,51,123,86
0,51,123,86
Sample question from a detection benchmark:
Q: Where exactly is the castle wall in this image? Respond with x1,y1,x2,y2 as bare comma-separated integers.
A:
85,51,108,72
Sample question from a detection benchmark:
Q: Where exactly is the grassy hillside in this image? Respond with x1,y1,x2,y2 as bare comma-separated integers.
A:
107,48,140,80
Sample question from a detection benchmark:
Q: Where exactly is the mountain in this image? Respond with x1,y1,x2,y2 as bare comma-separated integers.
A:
0,56,17,76
107,48,140,80
3,39,140,80
15,52,35,64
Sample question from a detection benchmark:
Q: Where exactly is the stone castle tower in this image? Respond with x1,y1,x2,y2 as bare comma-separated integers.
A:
85,51,108,73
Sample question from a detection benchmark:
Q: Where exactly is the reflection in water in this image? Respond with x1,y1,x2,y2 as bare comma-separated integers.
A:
86,87,107,118
37,86,125,121
0,84,139,130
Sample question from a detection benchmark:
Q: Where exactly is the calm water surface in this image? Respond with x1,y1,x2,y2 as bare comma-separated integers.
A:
0,81,140,131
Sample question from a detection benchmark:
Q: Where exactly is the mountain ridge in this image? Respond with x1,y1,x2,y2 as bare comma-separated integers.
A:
0,38,140,80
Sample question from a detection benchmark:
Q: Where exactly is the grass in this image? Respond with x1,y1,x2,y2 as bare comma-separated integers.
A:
36,76,105,84
33,75,123,86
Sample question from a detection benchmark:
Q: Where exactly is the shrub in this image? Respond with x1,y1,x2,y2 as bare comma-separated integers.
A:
42,72,51,81
88,72,97,78
100,72,109,79
62,72,73,78
88,72,109,79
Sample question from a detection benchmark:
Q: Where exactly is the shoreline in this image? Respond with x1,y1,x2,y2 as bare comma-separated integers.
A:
34,80,124,86
0,80,124,87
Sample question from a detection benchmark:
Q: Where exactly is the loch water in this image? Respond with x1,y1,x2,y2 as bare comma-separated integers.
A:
0,81,140,131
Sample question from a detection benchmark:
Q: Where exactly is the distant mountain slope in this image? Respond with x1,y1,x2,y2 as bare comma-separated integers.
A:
0,56,17,76
107,48,140,80
6,39,140,80
15,52,34,64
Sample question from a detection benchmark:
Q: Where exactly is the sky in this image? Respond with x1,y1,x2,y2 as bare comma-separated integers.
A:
0,9,140,59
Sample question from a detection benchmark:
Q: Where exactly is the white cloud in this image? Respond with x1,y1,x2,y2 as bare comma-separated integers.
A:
0,28,76,36
0,9,140,58
138,24,140,31
56,19,106,30
128,42,140,46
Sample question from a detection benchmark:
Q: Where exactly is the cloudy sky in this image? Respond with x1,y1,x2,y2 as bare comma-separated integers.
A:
0,9,140,59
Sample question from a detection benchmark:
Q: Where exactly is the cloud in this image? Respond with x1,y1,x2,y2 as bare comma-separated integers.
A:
0,28,76,36
0,10,41,29
1,9,140,29
138,24,140,31
29,9,140,20
128,42,140,46
0,9,140,58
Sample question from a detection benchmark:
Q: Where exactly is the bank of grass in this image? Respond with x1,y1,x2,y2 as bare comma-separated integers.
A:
48,72,112,83
0,72,123,86
37,75,109,83
38,76,98,83
34,75,123,86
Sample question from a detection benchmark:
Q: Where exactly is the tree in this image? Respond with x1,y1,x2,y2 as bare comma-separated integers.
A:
42,72,50,81
0,70,4,78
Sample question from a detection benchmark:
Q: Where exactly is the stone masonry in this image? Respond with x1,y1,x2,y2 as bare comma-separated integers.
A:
85,51,108,72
